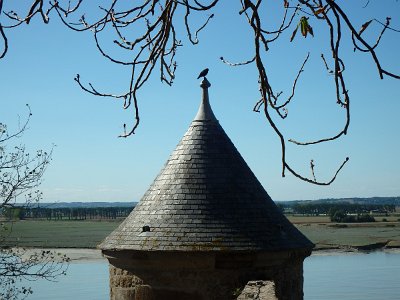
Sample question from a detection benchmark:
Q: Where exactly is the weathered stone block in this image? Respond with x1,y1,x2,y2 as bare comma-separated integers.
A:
237,281,278,300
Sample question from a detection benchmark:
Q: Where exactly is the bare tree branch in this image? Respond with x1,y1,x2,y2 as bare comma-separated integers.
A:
0,23,7,59
0,108,68,300
0,0,399,185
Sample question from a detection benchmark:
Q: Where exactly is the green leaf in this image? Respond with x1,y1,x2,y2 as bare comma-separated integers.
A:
292,17,314,41
300,17,309,37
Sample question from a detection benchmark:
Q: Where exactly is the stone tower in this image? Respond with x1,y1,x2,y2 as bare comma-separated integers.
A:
99,78,314,300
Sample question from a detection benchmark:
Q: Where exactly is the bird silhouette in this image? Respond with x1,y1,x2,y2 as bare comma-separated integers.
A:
197,68,209,79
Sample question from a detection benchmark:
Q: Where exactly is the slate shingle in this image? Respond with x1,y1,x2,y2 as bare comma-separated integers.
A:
99,79,313,252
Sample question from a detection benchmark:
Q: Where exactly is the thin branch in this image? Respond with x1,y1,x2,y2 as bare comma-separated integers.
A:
220,55,255,66
0,105,32,144
1,0,399,186
0,23,7,59
327,0,400,80
272,52,310,109
285,157,349,186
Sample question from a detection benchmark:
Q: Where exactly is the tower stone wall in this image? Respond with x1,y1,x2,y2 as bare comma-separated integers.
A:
105,249,310,300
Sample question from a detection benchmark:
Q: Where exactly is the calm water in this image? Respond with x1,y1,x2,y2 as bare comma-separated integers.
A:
304,251,400,300
19,251,400,300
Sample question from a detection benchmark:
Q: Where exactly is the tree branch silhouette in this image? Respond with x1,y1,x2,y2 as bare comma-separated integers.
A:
0,0,398,185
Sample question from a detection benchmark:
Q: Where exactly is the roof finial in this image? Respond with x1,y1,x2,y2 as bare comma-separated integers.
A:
194,78,217,122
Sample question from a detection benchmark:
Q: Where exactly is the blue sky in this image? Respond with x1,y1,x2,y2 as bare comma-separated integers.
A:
1,1,399,202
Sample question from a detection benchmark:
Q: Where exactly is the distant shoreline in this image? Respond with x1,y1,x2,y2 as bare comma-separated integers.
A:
15,245,400,263
18,248,105,262
312,244,400,254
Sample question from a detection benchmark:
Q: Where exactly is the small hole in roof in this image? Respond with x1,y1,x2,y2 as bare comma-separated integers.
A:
142,225,150,232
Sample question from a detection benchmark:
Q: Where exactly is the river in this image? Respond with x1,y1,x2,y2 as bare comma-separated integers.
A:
18,250,400,300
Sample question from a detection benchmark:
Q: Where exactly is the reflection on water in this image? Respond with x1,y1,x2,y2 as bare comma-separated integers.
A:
21,251,400,300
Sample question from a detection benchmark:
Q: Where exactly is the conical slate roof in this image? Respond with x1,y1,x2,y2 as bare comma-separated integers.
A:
100,79,313,252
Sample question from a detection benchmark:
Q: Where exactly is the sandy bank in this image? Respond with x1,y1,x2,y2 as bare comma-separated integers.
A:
16,248,105,262
14,246,400,262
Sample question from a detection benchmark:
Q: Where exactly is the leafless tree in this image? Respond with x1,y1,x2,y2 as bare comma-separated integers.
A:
0,0,399,185
0,106,69,300
0,106,51,210
0,247,69,300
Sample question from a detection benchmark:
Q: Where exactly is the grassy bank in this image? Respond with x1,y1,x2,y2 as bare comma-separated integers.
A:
1,220,119,248
295,222,400,249
1,217,400,250
288,215,400,249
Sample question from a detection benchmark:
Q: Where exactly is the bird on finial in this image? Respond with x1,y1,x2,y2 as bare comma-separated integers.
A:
197,68,209,79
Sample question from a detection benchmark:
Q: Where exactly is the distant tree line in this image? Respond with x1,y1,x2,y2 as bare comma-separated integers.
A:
1,206,135,221
328,208,375,223
278,203,396,216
